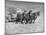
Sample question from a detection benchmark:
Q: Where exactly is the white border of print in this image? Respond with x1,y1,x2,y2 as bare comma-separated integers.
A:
0,0,45,35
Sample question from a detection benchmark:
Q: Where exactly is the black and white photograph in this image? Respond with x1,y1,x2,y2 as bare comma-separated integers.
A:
5,0,44,35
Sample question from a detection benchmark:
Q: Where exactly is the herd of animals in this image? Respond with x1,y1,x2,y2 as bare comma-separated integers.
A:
6,8,40,24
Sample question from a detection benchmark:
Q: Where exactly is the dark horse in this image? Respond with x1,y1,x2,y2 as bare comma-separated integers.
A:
7,10,40,24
